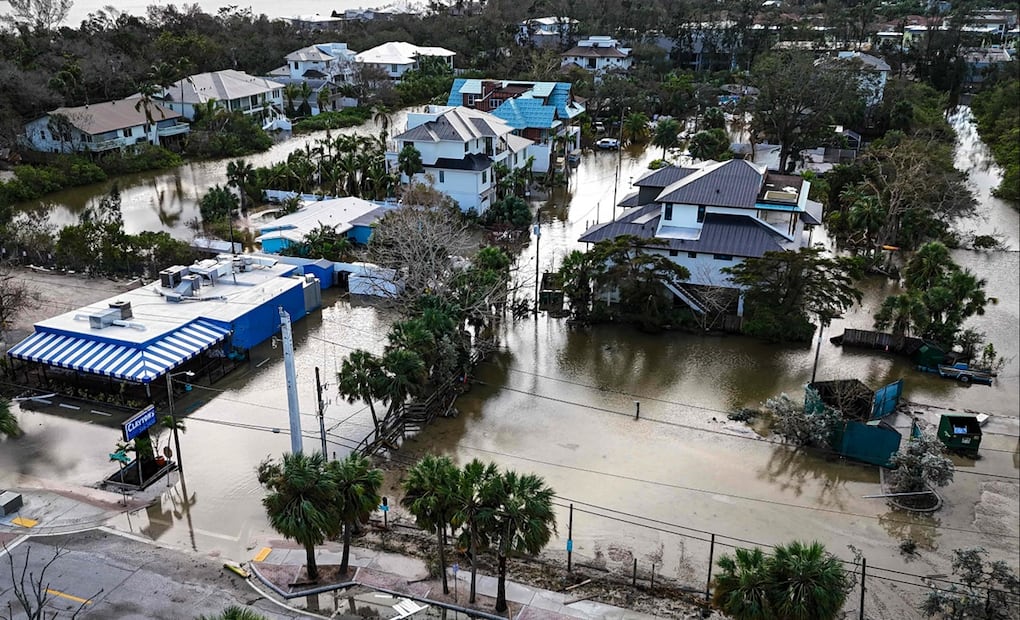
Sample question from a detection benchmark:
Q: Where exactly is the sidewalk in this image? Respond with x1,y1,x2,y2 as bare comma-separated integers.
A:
252,544,691,619
0,483,147,537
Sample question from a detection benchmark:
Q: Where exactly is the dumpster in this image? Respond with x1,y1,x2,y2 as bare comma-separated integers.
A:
937,414,982,455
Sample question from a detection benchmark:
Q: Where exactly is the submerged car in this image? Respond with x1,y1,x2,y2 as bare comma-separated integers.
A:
596,137,620,149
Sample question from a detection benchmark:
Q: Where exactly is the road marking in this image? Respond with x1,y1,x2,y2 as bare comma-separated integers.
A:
90,410,112,416
58,403,80,410
11,517,38,528
46,589,92,605
191,527,239,543
253,547,272,562
36,399,52,404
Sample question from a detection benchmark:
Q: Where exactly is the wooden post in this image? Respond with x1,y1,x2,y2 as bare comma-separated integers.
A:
705,534,715,601
632,559,637,587
634,401,640,420
650,564,655,590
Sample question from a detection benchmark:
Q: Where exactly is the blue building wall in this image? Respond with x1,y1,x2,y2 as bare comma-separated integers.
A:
260,237,292,254
227,279,306,350
349,224,374,245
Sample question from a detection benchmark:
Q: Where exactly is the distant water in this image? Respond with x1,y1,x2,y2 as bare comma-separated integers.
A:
0,0,419,29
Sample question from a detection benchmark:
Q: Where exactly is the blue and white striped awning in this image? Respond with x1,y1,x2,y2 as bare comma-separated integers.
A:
7,320,231,384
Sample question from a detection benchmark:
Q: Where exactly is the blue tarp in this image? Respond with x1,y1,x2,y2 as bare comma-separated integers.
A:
8,320,230,383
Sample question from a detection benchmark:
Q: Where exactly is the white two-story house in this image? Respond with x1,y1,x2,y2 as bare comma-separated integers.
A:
579,159,823,315
561,36,633,78
446,79,584,174
355,41,455,80
388,105,533,214
154,70,286,124
23,98,189,153
266,43,359,114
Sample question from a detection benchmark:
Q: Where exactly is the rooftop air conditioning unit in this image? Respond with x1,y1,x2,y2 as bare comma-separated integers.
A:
160,265,190,289
88,308,122,329
109,300,133,320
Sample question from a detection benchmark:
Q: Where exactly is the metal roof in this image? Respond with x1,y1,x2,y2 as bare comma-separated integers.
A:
579,211,786,258
257,197,387,240
562,46,629,58
355,41,455,65
656,160,766,208
447,78,585,126
634,165,699,188
50,99,181,135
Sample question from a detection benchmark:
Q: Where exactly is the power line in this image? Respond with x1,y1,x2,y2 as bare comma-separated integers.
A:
472,377,1020,472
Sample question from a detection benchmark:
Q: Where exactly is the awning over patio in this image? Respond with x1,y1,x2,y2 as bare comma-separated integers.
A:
7,320,230,384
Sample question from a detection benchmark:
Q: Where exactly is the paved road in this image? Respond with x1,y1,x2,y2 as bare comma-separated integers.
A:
0,529,309,619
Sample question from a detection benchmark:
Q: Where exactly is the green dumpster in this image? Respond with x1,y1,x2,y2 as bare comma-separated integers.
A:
937,414,982,455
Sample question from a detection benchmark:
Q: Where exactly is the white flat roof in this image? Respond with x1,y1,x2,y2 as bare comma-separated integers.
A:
37,261,301,345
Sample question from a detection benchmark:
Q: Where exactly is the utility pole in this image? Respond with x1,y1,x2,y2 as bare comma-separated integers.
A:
279,307,302,454
533,215,541,316
811,320,825,384
315,366,327,457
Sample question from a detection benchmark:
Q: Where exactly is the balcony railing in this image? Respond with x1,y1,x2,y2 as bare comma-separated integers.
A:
91,137,127,151
157,123,190,137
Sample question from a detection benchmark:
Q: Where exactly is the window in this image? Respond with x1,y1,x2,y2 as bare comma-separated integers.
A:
293,62,299,70
464,143,469,152
664,204,673,220
438,170,445,183
122,129,131,138
40,130,47,140
489,99,499,109
391,64,398,73
697,205,706,223
713,254,733,261
250,95,258,107
669,249,679,257
688,252,697,259
403,141,413,150
482,170,488,184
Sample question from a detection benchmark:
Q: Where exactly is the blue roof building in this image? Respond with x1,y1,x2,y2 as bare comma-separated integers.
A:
447,78,584,173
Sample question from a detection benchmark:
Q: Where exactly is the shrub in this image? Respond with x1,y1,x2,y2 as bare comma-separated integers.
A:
99,145,183,174
291,107,372,133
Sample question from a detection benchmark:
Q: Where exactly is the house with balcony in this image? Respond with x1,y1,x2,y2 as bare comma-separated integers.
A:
816,51,890,107
154,70,286,124
446,79,584,174
23,98,189,154
266,43,359,114
561,36,633,78
578,159,822,315
354,41,455,80
387,105,533,214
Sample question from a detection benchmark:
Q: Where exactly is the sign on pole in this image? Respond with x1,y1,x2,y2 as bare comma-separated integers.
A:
123,405,157,441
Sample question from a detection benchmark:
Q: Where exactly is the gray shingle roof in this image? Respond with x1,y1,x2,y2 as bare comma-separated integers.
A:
634,165,698,188
579,210,786,258
656,160,765,208
429,153,493,171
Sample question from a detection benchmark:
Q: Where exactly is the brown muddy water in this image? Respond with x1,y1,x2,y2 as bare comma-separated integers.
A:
3,108,1018,618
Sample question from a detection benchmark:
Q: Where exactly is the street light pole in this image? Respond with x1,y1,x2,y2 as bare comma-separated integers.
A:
166,370,194,470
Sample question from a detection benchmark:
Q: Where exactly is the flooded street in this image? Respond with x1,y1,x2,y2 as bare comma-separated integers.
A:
4,108,1018,618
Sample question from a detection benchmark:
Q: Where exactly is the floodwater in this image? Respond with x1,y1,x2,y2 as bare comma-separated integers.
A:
4,108,1018,618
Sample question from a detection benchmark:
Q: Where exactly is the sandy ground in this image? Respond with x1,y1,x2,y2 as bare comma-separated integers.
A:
3,268,141,346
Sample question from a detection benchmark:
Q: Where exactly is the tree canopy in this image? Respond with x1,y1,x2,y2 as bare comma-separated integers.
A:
723,247,864,342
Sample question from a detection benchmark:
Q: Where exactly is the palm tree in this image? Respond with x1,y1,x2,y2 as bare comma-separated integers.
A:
452,459,500,603
397,145,423,184
327,453,383,574
904,241,951,291
479,470,557,613
226,159,256,214
622,111,651,144
256,452,340,581
387,319,436,369
652,118,681,158
1,398,22,438
712,547,773,620
298,81,314,116
338,350,384,440
283,83,301,115
196,606,268,620
378,349,427,420
713,542,850,620
316,87,330,115
767,541,850,620
874,292,924,351
401,455,460,595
